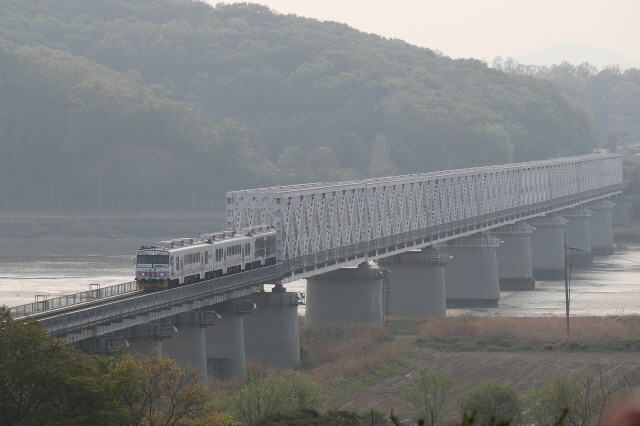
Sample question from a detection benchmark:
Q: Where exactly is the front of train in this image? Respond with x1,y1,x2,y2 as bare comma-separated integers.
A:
135,247,171,290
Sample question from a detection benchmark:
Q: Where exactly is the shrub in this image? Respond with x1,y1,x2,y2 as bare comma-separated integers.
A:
459,382,522,424
399,367,457,425
216,369,323,425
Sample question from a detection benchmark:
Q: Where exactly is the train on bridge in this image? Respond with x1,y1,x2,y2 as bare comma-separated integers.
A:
135,226,276,290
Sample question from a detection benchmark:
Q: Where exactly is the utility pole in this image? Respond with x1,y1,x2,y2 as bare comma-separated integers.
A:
564,235,570,336
564,235,589,337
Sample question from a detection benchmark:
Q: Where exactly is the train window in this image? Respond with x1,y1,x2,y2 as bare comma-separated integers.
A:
176,257,180,270
205,251,208,264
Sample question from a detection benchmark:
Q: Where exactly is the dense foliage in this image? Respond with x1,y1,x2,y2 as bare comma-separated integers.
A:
0,0,599,202
0,306,230,426
493,57,640,149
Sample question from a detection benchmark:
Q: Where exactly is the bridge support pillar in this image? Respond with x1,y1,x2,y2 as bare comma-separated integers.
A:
243,289,300,368
562,208,593,266
612,195,633,225
205,308,247,380
440,235,501,308
377,249,448,317
489,224,535,291
305,263,384,325
528,215,566,280
588,200,614,255
162,312,208,386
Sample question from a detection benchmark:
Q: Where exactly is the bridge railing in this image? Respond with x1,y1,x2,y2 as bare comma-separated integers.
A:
228,153,623,264
9,281,139,318
42,265,282,335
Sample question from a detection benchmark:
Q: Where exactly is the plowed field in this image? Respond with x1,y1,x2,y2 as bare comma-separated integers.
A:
329,350,640,423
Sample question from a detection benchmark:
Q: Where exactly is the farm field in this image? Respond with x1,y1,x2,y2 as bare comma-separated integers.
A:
328,349,640,422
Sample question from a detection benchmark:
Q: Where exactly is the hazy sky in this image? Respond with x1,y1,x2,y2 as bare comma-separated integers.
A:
214,0,640,63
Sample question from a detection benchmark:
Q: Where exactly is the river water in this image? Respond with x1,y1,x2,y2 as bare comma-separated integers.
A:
1,237,638,317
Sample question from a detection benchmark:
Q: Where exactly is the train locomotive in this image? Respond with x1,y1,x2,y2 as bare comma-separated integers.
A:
135,226,276,290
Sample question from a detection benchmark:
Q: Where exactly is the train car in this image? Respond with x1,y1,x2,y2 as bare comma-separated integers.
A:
136,238,211,290
135,226,277,290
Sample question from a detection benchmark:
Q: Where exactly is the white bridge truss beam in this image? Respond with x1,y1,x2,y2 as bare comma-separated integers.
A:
227,154,623,282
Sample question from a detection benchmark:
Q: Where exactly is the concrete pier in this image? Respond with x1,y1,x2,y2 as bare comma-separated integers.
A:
377,249,448,317
243,289,301,368
612,195,633,225
562,208,593,266
163,312,208,385
588,200,614,255
528,215,566,280
440,235,501,308
489,224,536,291
305,263,384,325
205,309,247,380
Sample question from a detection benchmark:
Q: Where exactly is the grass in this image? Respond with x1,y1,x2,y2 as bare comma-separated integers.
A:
414,314,640,351
299,321,412,385
320,352,417,403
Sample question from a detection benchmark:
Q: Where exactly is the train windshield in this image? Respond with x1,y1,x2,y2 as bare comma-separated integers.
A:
137,254,170,265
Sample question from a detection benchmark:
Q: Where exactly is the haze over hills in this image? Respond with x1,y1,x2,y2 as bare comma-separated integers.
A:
0,0,636,205
517,42,640,70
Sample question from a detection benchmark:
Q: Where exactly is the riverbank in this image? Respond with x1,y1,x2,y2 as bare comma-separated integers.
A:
613,220,640,243
225,315,640,423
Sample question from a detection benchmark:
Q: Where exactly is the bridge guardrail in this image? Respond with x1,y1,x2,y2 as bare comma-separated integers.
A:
41,265,281,335
10,281,139,318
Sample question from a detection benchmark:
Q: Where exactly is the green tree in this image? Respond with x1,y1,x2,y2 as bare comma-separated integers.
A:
0,306,126,426
217,369,323,425
459,381,522,424
400,367,457,425
368,134,397,178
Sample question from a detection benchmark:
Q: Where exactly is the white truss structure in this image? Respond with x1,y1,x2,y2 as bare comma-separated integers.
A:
227,154,622,279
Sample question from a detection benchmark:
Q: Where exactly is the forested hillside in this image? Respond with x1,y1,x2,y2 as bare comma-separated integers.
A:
493,57,640,150
0,0,599,202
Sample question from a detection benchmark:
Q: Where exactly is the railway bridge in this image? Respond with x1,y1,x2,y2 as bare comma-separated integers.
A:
10,153,627,384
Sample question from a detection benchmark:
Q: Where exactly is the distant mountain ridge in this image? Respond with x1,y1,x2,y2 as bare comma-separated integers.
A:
517,42,640,70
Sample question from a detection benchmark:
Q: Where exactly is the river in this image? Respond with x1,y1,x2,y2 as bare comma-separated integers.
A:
1,237,638,317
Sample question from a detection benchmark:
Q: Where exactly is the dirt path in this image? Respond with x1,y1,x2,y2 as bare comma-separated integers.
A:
329,350,640,422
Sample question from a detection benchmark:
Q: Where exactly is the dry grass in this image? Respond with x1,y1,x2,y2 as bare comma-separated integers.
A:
299,322,412,385
416,314,640,349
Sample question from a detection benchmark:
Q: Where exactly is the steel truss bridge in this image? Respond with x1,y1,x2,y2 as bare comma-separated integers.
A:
228,153,623,281
12,153,623,342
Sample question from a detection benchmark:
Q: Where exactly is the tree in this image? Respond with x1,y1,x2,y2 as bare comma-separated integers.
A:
113,349,228,426
400,367,457,425
525,368,629,426
217,369,323,425
368,134,397,178
0,306,126,426
459,381,522,424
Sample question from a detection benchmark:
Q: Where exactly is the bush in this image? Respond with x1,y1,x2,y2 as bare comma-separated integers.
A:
399,367,457,425
459,382,522,424
217,369,323,425
257,409,359,426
